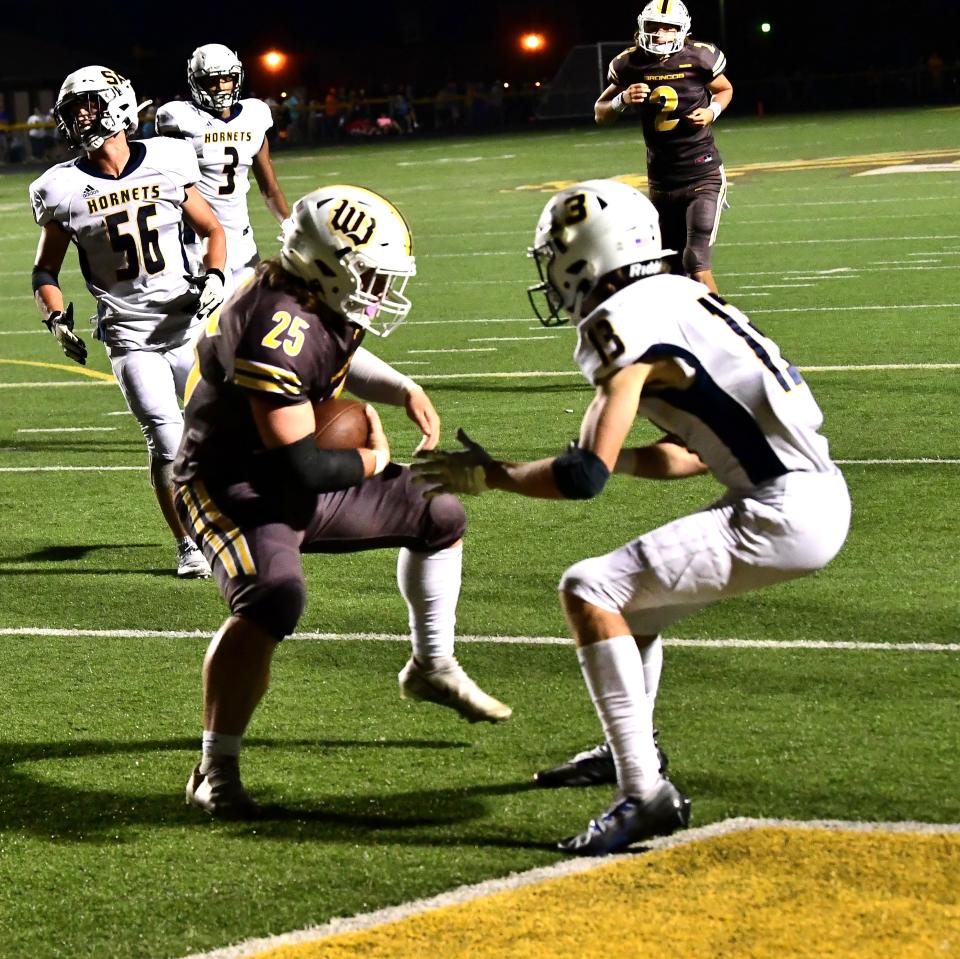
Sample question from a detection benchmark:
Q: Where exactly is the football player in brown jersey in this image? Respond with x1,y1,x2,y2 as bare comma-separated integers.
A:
174,184,511,818
595,0,733,294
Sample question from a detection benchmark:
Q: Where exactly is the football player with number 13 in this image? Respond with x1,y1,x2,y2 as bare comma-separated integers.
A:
413,180,850,855
30,66,227,578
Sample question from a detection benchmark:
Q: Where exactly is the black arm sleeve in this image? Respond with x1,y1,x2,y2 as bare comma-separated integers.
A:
32,266,60,292
266,435,365,493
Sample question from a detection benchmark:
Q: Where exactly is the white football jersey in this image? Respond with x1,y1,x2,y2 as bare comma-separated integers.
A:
155,98,273,271
574,274,835,493
30,137,202,351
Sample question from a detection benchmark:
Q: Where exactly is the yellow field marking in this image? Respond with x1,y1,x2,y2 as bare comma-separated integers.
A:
512,147,960,192
0,358,115,382
239,825,959,959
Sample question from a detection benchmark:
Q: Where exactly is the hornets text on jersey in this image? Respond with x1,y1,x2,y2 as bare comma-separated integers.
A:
574,274,835,493
608,39,727,188
29,137,202,351
155,99,274,273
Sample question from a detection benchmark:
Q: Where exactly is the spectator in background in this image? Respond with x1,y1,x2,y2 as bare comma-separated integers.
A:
27,106,48,160
322,87,340,139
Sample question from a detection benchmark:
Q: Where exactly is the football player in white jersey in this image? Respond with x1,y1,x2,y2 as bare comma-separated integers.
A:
30,65,227,578
156,44,290,288
412,179,851,855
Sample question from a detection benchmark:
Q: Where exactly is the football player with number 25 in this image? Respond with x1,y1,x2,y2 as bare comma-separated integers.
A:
157,44,290,291
175,185,511,819
412,179,851,855
30,66,227,578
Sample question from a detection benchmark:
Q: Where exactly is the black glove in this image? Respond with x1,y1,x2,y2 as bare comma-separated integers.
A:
42,302,86,365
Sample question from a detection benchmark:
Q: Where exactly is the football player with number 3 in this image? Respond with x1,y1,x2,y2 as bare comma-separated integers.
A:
174,185,511,819
412,180,850,855
596,1,732,294
156,44,290,289
30,66,227,578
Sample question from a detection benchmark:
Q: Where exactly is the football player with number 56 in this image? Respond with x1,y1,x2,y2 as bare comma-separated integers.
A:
30,66,227,578
412,180,851,855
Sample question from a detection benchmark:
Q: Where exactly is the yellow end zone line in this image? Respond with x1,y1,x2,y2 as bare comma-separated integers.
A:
0,358,115,382
177,818,960,959
512,147,960,192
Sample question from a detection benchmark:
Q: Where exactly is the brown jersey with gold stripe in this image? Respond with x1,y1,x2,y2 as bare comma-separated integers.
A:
608,38,727,188
174,272,364,484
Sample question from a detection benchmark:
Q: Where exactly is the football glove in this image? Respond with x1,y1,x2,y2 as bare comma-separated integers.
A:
411,428,492,496
186,269,226,323
42,302,87,365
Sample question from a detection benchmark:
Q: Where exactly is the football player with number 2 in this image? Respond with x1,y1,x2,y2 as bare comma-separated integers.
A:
175,185,511,819
412,179,850,855
157,44,290,290
30,66,227,578
596,0,733,294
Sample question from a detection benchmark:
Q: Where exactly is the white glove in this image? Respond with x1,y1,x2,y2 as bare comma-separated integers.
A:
43,302,87,365
411,428,492,496
186,270,226,323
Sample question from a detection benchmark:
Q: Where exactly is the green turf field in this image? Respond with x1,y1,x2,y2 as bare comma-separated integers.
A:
0,108,958,958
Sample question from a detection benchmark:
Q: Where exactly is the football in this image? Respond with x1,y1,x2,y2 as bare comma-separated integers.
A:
313,397,371,449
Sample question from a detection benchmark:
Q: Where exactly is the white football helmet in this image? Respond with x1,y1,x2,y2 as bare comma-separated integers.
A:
637,0,692,55
54,66,140,151
528,179,673,326
188,43,244,112
280,185,416,337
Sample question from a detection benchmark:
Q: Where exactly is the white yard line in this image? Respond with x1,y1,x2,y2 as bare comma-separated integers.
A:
174,817,960,959
1,627,957,652
16,427,117,434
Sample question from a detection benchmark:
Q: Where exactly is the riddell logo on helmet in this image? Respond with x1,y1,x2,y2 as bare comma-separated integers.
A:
330,199,375,247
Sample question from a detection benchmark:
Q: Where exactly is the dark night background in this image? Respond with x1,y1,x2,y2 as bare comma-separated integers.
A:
2,1,960,109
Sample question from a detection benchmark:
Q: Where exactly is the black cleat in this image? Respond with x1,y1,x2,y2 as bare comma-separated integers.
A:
534,733,668,788
557,779,691,856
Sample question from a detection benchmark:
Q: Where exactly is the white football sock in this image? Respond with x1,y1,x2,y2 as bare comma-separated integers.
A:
397,543,462,666
639,634,663,709
578,635,661,800
200,730,242,773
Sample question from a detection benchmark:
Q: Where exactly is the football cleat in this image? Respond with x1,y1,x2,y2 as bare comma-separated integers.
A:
398,656,512,723
176,540,211,579
185,759,262,819
557,779,691,856
533,733,668,788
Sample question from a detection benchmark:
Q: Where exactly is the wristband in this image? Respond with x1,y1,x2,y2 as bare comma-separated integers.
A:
205,268,225,285
611,92,628,114
371,448,389,475
708,100,723,122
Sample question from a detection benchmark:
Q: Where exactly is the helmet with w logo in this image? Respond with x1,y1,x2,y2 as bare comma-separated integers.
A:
279,184,416,336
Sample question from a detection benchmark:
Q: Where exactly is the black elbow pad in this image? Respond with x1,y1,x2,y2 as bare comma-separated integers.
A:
32,267,60,292
268,435,365,493
552,446,610,500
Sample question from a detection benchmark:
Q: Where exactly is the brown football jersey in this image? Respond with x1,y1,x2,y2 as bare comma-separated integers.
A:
608,38,727,188
174,273,364,485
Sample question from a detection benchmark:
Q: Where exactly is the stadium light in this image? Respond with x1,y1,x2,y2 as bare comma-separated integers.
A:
760,22,772,33
261,50,288,72
520,32,547,53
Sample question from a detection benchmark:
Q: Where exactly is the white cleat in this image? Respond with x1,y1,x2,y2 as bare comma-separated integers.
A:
398,656,512,723
185,760,261,819
176,540,211,578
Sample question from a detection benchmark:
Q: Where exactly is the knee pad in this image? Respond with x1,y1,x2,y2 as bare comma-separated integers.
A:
234,574,307,640
149,456,175,490
422,493,467,551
